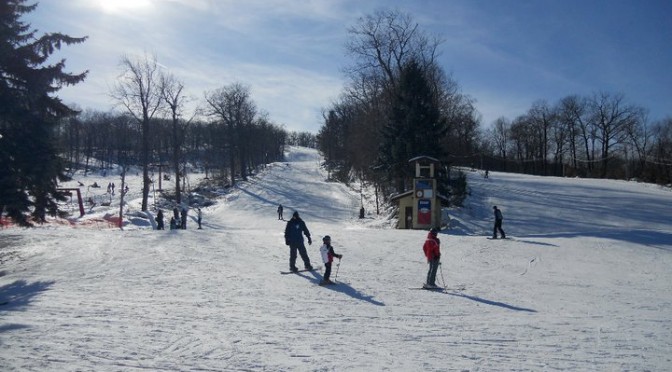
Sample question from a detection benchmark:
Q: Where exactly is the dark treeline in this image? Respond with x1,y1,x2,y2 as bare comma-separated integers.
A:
56,109,288,186
481,95,672,184
55,78,290,216
316,10,672,212
54,110,316,184
286,131,317,148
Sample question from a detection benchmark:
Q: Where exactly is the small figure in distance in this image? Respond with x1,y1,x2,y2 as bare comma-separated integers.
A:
155,209,164,230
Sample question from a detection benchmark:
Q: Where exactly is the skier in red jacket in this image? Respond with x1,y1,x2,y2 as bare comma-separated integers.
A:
422,228,441,289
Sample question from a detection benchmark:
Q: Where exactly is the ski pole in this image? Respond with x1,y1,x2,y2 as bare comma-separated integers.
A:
334,257,341,281
439,261,447,288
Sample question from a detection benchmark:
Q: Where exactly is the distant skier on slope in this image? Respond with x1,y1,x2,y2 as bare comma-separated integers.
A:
181,207,188,230
319,235,342,285
155,209,164,230
423,228,441,289
284,211,313,272
277,204,284,220
493,206,506,239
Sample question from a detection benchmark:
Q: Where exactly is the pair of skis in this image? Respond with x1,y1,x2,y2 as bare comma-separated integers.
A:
409,285,466,292
279,267,321,275
280,267,341,287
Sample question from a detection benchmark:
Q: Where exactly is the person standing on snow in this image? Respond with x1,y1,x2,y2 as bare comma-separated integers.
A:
493,206,506,239
172,207,180,227
319,235,342,285
284,211,313,272
423,228,441,289
277,204,284,220
197,208,202,229
180,207,187,230
155,209,165,230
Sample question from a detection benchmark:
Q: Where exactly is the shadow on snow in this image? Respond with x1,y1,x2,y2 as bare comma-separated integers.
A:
446,291,537,313
295,271,385,306
522,230,672,251
0,279,56,314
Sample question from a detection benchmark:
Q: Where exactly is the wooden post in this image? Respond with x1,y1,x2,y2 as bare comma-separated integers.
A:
118,168,126,229
151,163,168,191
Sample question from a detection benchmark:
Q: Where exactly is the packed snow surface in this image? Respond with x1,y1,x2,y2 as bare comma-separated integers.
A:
1,147,671,371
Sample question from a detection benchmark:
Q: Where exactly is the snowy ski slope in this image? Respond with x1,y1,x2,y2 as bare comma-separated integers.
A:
1,146,671,371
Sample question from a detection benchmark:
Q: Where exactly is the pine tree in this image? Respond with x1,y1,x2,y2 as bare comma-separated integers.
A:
0,0,88,226
377,59,446,192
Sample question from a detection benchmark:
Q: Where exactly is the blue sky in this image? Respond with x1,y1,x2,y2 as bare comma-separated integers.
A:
29,0,671,133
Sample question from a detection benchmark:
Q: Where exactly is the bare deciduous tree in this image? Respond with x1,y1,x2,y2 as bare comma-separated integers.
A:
557,95,589,170
204,83,257,186
491,117,510,159
588,92,644,177
111,53,163,211
345,8,441,92
160,72,190,204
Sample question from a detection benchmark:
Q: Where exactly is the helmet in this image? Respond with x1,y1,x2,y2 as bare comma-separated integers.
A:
430,228,439,235
292,211,299,218
323,235,331,242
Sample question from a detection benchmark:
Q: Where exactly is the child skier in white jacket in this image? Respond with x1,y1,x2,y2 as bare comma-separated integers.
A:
319,235,342,285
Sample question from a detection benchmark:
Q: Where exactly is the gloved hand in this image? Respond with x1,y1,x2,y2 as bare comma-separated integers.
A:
307,237,312,245
285,240,289,246
337,254,343,259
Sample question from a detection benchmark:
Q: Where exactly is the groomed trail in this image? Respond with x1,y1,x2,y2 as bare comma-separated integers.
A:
1,147,671,371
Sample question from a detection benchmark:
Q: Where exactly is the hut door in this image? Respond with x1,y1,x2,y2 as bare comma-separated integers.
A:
404,207,413,229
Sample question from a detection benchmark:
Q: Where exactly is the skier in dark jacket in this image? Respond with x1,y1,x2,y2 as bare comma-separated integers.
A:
180,207,187,229
284,211,313,272
173,207,180,223
493,206,506,239
155,210,164,230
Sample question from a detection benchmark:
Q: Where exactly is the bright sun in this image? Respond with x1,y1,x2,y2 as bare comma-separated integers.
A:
97,0,153,13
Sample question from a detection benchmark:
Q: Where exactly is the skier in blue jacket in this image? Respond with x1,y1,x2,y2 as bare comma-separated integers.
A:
284,211,313,272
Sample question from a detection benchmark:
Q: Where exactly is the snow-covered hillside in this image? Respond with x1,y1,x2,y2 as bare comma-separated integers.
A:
1,147,671,371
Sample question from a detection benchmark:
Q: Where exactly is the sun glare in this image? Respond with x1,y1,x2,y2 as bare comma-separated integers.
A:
97,0,153,13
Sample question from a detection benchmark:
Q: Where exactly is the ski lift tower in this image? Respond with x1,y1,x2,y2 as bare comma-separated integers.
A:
150,163,169,191
57,188,85,217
